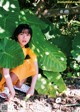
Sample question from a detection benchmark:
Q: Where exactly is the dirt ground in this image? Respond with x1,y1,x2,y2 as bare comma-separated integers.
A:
0,78,80,112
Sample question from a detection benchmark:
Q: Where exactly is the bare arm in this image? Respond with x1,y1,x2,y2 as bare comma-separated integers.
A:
3,68,15,99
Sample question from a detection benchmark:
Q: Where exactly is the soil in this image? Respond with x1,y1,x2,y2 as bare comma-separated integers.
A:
0,77,80,112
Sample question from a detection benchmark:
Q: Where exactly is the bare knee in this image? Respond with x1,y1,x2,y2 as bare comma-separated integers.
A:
10,72,19,84
16,81,22,88
16,79,26,88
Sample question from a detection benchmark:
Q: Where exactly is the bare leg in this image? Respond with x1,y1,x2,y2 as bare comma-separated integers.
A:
10,72,19,85
16,79,26,88
10,72,26,88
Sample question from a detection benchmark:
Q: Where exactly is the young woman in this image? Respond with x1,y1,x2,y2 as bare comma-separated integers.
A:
0,24,38,100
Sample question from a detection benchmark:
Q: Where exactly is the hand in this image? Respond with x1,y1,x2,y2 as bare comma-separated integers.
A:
8,90,15,101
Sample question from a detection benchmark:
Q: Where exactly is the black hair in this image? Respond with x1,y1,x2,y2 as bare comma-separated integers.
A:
12,24,32,47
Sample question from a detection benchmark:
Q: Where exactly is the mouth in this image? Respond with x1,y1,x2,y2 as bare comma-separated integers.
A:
22,40,27,43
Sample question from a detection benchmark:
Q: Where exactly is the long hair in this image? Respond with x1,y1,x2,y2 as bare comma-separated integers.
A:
12,24,32,47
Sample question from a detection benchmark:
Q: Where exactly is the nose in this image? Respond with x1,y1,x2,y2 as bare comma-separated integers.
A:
23,34,27,38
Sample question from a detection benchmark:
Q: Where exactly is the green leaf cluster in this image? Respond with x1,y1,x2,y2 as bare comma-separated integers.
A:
0,0,24,68
0,0,67,97
70,33,80,72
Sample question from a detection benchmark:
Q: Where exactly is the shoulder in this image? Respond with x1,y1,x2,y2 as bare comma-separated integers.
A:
27,48,37,58
27,47,35,53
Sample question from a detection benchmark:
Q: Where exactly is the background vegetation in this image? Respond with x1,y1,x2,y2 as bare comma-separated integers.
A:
0,0,80,97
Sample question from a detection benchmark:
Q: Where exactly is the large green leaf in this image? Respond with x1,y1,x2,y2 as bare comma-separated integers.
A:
17,10,67,72
36,71,66,97
0,0,25,68
43,71,67,93
0,0,20,39
0,38,24,68
18,10,48,30
35,74,57,97
30,25,67,72
0,0,20,12
42,23,73,57
48,34,73,57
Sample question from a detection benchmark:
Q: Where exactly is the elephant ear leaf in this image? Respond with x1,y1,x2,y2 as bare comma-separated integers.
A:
30,25,67,72
0,0,20,39
0,38,24,68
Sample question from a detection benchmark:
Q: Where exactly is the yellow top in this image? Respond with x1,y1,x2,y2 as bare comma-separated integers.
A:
11,47,37,81
0,47,37,91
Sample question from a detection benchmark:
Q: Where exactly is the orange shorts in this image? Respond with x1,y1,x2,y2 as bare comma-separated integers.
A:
11,59,36,81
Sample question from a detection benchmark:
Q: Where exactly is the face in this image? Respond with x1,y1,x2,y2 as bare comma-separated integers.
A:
17,29,31,47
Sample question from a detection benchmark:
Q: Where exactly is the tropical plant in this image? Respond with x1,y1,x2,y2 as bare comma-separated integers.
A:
0,0,24,68
0,0,68,97
19,10,67,96
0,38,24,68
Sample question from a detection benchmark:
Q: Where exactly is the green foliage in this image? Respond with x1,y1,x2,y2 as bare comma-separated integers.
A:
36,72,67,97
19,10,67,96
72,33,80,61
19,11,67,96
36,74,57,97
0,0,20,11
0,0,67,97
70,61,80,71
0,0,25,68
45,24,73,57
30,25,67,72
0,38,24,68
17,0,80,96
19,10,48,30
18,10,67,72
43,71,67,92
49,35,73,57
70,33,80,74
0,0,20,39
70,20,80,27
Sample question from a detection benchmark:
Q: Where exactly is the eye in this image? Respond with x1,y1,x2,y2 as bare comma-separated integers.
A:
26,33,30,36
20,32,24,35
